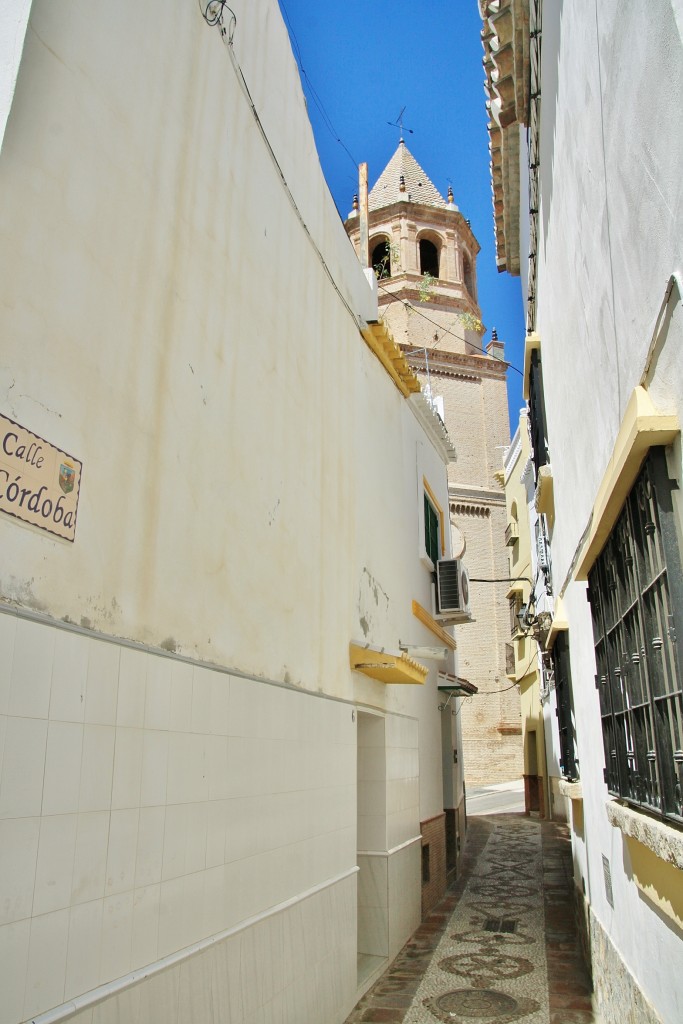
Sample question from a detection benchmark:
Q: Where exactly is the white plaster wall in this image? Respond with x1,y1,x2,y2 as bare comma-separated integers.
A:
0,0,447,710
531,3,683,1021
0,3,457,1020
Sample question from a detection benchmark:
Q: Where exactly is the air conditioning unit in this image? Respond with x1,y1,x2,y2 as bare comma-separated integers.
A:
435,559,472,623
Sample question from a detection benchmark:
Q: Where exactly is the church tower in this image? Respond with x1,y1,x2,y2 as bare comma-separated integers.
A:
346,142,523,787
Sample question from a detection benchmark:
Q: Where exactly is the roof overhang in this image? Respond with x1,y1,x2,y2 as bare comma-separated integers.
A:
349,641,429,685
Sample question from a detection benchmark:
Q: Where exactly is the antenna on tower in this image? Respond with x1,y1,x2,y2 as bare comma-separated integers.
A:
387,106,414,142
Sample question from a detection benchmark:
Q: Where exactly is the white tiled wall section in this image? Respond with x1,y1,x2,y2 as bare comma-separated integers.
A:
385,714,419,850
65,873,357,1024
356,712,386,852
0,614,356,1024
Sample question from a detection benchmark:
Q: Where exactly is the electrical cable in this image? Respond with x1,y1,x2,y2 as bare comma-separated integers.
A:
279,2,359,172
377,284,524,377
202,10,364,334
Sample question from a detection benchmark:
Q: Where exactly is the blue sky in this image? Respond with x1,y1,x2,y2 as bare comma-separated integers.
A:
278,0,526,428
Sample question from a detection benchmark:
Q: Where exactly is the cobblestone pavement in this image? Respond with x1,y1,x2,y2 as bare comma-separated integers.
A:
345,815,597,1024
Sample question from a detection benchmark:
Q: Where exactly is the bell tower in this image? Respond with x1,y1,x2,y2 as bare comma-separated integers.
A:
346,142,523,789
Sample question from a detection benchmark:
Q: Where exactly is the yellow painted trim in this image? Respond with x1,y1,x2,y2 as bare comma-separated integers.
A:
349,642,428,684
545,597,569,650
575,387,680,580
534,464,554,525
505,581,526,599
412,600,457,650
361,322,422,398
626,835,683,931
522,332,541,401
423,477,446,557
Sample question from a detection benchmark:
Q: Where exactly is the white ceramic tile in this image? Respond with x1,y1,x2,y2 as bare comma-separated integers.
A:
111,727,143,809
184,803,208,875
0,716,48,819
161,803,188,880
105,808,139,896
9,617,55,720
0,715,6,785
209,933,242,1022
190,666,212,734
167,732,206,804
95,984,142,1024
116,648,146,728
140,730,168,807
33,812,78,916
135,806,165,888
205,799,229,869
208,670,230,736
85,639,120,725
157,875,184,958
181,870,205,946
168,660,193,732
201,864,225,937
79,724,115,812
131,883,160,968
357,854,388,910
0,917,30,1024
358,745,386,782
0,614,17,716
42,720,84,816
207,734,230,801
64,899,104,1001
358,813,386,853
357,904,388,957
177,943,214,1024
144,657,171,731
49,629,89,723
99,891,133,984
72,811,109,905
137,962,181,1024
0,816,40,925
23,907,69,1019
69,1009,93,1024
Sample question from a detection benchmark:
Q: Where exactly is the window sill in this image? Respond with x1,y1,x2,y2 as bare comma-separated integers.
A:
558,780,583,802
606,801,683,870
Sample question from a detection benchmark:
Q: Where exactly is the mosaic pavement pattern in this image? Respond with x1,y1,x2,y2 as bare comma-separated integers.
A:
345,815,596,1024
404,818,547,1024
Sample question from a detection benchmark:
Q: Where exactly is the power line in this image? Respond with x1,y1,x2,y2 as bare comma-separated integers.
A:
378,283,524,376
279,2,359,172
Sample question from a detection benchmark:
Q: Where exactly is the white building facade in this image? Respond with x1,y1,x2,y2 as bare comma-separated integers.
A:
481,1,683,1022
0,3,467,1023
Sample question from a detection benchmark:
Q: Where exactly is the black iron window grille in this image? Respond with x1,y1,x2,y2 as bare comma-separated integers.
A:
553,631,578,781
588,447,683,826
528,348,549,479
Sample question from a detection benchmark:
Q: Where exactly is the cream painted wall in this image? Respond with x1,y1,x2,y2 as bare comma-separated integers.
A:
0,2,458,1022
0,0,448,709
527,3,683,1021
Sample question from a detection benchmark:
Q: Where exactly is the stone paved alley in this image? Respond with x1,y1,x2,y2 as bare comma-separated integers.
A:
345,814,596,1024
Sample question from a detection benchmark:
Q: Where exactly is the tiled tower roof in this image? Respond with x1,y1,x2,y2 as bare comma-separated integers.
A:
369,141,446,211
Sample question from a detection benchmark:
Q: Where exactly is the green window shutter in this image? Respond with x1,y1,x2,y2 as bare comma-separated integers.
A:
424,493,440,565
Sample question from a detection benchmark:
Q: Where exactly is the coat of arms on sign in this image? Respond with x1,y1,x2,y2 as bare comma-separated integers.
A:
59,462,75,494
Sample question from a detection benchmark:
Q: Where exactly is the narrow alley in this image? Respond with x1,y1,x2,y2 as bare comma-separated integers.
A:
345,802,595,1024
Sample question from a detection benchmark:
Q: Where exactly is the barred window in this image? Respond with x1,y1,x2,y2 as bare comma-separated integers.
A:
528,349,549,479
553,632,577,781
588,447,683,826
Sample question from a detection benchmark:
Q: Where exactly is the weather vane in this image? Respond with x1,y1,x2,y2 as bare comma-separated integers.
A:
387,106,414,142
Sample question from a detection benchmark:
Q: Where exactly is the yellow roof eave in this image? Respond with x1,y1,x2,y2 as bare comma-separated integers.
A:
349,641,428,684
361,322,422,398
